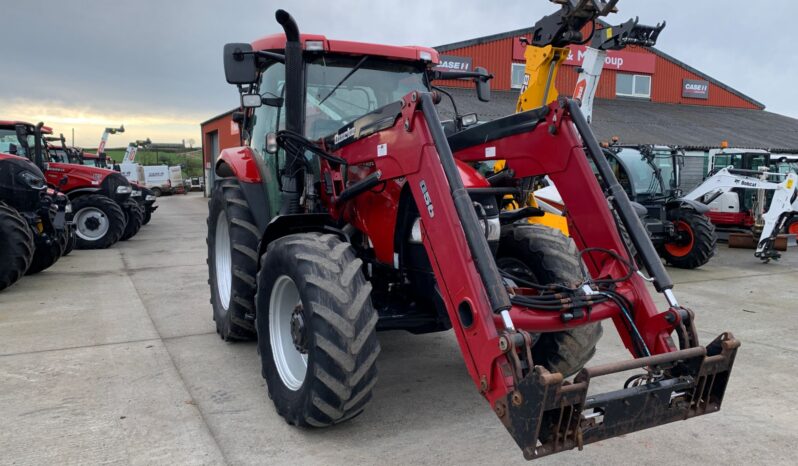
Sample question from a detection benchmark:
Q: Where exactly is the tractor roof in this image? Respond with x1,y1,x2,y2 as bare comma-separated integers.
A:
0,120,53,134
252,33,440,65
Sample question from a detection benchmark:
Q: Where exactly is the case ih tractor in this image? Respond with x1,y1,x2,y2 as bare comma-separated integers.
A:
3,121,143,248
207,7,738,461
0,126,70,289
46,132,159,226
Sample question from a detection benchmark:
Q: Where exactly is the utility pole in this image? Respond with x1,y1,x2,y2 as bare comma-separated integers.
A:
71,128,75,147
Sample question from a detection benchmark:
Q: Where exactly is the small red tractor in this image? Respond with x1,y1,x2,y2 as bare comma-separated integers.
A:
207,6,738,460
3,121,143,248
0,125,71,289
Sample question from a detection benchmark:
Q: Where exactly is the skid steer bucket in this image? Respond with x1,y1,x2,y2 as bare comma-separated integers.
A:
496,333,739,460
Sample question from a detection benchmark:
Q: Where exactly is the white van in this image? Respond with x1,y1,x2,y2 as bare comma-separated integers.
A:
168,166,185,194
120,163,145,185
143,165,171,196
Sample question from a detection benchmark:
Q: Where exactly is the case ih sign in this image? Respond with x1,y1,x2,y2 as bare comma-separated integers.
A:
682,79,709,99
434,55,472,72
512,39,655,74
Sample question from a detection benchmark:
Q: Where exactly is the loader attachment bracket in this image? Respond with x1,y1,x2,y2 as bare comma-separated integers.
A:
496,332,739,460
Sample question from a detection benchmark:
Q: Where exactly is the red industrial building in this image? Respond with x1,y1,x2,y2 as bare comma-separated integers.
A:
200,24,798,191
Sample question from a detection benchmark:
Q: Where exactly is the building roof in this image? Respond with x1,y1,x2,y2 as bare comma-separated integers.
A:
435,23,764,109
200,108,236,127
434,88,798,151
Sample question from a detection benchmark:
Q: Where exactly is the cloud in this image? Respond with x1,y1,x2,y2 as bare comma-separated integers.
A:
1,0,795,146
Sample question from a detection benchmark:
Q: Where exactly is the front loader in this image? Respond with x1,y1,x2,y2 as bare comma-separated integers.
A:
207,7,738,460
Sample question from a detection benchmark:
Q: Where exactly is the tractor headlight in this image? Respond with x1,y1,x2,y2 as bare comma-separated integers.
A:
64,203,72,214
17,170,46,190
116,185,132,194
131,190,142,197
409,216,500,244
145,195,156,201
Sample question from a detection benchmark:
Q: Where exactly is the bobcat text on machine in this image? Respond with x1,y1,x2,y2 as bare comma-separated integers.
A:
206,4,738,460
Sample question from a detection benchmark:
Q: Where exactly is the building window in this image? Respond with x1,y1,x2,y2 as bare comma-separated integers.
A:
616,73,651,98
511,63,526,89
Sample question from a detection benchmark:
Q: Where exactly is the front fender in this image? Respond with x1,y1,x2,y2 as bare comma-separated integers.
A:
215,146,262,183
65,187,101,199
667,197,710,214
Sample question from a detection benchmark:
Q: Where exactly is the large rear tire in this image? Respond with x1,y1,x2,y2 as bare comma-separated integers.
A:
207,179,259,340
71,194,126,249
497,224,603,377
256,233,380,427
120,200,144,241
660,209,716,269
0,202,34,291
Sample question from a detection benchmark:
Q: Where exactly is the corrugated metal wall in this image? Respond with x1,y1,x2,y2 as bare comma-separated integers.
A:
681,155,707,192
438,39,761,110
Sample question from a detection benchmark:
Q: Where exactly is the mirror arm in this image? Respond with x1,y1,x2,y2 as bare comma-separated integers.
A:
429,69,493,82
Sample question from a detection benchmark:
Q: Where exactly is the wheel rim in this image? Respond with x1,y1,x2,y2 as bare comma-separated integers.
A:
788,222,798,236
74,207,110,241
269,275,308,391
214,211,232,310
664,220,695,257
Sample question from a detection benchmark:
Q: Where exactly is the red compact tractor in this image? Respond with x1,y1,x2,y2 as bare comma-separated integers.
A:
207,6,739,460
2,121,143,248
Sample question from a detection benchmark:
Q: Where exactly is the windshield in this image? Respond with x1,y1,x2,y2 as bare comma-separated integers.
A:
612,148,675,196
0,129,34,156
304,56,427,140
712,152,770,171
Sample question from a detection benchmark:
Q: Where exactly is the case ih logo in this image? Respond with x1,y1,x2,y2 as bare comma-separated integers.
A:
434,55,472,72
682,79,709,99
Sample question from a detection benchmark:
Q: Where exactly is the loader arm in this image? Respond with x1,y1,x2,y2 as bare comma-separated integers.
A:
574,18,665,123
683,167,798,260
317,92,738,460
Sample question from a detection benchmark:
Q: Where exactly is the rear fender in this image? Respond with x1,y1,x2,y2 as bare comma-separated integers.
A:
666,198,710,214
215,146,262,183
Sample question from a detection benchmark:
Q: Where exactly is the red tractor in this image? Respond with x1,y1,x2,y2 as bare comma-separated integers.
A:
3,121,143,248
207,7,738,460
0,126,71,289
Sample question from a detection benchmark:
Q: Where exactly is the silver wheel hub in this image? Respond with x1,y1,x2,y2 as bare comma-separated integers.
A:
214,211,232,311
270,275,308,391
74,207,110,241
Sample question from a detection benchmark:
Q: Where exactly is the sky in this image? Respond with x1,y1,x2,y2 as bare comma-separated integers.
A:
2,0,796,147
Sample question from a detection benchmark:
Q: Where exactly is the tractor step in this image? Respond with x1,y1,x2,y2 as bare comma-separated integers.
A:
496,333,739,461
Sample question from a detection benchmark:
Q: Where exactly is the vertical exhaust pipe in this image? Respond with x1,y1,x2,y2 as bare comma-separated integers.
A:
275,9,304,214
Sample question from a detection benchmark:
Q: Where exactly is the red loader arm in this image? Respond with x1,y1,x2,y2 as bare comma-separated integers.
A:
320,92,738,460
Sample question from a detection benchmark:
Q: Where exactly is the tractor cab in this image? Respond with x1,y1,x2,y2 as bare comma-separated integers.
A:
709,148,771,174
606,144,683,204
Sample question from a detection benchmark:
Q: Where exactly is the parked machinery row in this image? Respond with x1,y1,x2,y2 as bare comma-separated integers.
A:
0,121,159,291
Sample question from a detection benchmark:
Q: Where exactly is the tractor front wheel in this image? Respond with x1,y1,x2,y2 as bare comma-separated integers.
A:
142,208,152,225
660,209,716,269
120,200,144,241
207,179,259,340
71,194,126,249
0,202,34,291
256,233,380,427
26,235,64,275
60,223,77,256
497,224,603,378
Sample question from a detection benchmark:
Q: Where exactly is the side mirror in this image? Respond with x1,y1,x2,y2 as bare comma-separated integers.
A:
475,67,491,102
8,143,17,155
242,93,262,108
224,43,258,85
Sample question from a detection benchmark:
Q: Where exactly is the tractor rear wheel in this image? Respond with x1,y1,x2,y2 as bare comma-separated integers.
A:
120,200,144,241
256,233,380,427
660,209,716,269
784,217,798,236
71,194,126,249
0,202,34,291
497,224,602,377
26,235,63,275
207,179,259,340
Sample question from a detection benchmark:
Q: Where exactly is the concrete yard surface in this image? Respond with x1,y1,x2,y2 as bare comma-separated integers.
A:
1,192,795,465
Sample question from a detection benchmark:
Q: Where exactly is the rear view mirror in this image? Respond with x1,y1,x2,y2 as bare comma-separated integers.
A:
475,67,491,102
224,43,258,84
242,93,262,108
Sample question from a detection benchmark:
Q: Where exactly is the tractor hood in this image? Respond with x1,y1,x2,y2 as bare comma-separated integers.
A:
0,152,48,212
45,162,131,201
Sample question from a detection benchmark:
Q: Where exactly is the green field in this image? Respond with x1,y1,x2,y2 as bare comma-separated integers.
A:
89,148,205,178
